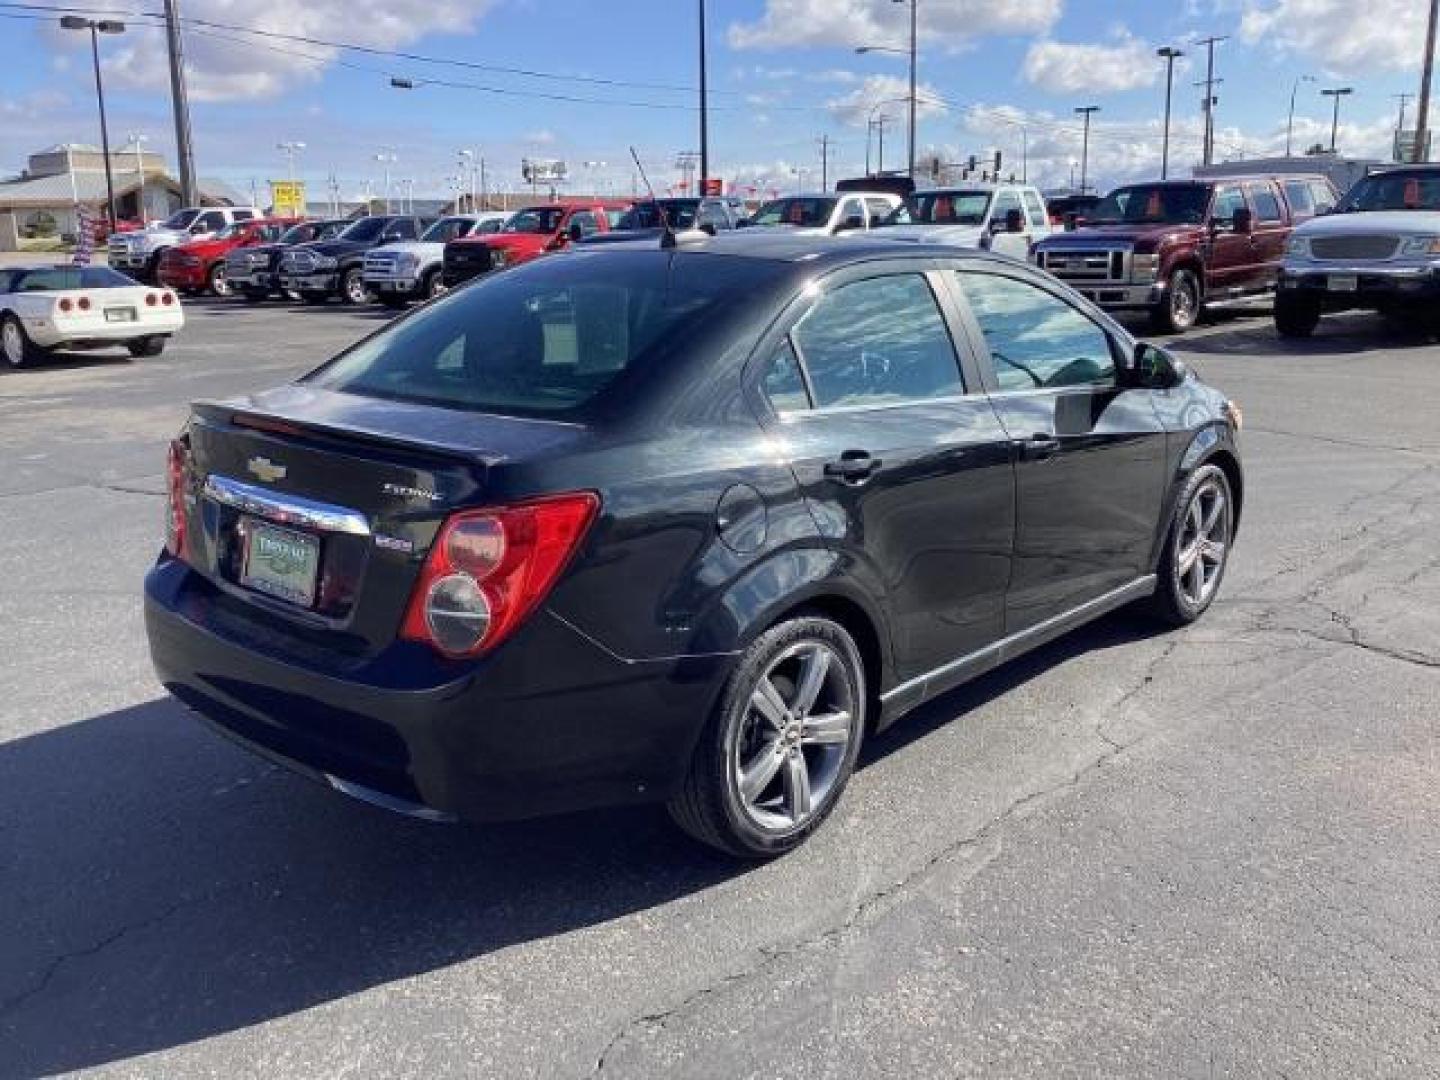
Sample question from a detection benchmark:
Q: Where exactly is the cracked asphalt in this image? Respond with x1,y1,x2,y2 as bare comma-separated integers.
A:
1,299,1437,1079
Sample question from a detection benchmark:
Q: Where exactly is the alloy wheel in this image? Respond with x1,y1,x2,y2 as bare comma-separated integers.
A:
730,640,855,832
344,271,370,305
1171,274,1199,329
210,264,230,297
1176,477,1229,607
2,319,23,367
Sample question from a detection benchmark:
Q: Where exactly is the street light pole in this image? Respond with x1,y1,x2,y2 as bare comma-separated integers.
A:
1415,0,1439,163
1157,47,1183,180
1322,87,1354,153
1286,74,1316,157
161,0,198,206
61,16,124,232
1074,105,1099,194
698,0,709,190
901,0,917,179
127,132,147,222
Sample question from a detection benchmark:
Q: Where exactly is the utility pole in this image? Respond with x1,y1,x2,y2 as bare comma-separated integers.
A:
698,0,709,190
1322,87,1354,153
1195,35,1227,166
1074,105,1099,194
1415,0,1439,163
817,134,835,190
1157,47,1184,180
1286,75,1316,157
1395,93,1414,162
876,116,889,174
162,0,198,206
904,0,918,180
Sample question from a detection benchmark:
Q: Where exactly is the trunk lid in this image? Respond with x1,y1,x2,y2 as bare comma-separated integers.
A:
182,384,587,656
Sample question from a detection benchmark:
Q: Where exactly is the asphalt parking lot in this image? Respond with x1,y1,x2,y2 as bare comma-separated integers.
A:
2,297,1438,1079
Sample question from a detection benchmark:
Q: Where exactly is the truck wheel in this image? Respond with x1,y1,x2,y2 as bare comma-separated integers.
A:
207,262,231,297
1150,268,1201,334
144,250,167,284
422,268,445,300
340,267,371,305
1274,293,1321,339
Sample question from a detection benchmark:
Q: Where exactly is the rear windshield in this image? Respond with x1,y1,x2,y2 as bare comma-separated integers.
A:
886,191,992,226
14,266,136,291
750,198,836,228
306,251,784,418
1337,171,1440,212
619,201,699,229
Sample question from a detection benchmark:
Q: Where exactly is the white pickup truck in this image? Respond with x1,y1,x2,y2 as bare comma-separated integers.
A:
875,183,1054,259
742,191,903,236
363,213,510,306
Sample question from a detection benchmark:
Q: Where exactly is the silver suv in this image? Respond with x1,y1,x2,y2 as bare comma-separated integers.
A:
1275,166,1440,337
108,206,260,282
363,213,509,307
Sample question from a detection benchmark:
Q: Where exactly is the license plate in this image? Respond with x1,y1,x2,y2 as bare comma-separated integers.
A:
105,307,137,323
242,519,320,607
1328,274,1359,292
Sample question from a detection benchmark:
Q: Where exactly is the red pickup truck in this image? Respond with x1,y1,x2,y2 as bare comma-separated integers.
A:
157,217,303,297
441,201,631,288
1032,175,1337,332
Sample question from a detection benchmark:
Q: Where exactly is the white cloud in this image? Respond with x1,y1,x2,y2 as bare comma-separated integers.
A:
47,0,490,103
523,129,557,146
826,74,948,129
728,0,1060,51
1022,32,1164,94
1239,0,1429,75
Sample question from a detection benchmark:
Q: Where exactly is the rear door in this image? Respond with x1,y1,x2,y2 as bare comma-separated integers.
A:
754,262,1015,684
1245,180,1289,289
947,263,1167,631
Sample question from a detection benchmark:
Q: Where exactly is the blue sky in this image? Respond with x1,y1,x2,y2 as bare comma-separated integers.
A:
0,0,1430,200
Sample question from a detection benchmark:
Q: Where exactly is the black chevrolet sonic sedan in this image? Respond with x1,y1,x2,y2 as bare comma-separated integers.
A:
145,234,1242,857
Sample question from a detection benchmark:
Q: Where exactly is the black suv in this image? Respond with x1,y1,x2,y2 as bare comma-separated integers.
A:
277,215,431,304
227,219,351,302
146,236,1242,857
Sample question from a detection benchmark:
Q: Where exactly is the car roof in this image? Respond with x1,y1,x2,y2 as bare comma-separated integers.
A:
585,231,1015,268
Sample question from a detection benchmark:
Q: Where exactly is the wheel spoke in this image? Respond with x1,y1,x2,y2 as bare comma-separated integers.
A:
802,710,851,747
739,739,785,803
791,647,830,718
1187,497,1203,537
1187,558,1205,599
1202,491,1226,537
751,678,790,732
1178,541,1201,575
783,751,812,821
1202,540,1227,565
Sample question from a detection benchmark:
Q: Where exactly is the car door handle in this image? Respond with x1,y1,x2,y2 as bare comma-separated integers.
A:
1018,434,1061,461
824,450,881,484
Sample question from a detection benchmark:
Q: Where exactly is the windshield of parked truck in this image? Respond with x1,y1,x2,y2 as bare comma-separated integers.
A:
502,208,567,234
1336,171,1440,212
338,217,387,243
1088,184,1211,225
159,209,200,231
750,198,837,228
618,201,700,229
885,191,992,226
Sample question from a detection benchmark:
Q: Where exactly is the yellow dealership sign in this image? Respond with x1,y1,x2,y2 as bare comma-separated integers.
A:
270,180,307,217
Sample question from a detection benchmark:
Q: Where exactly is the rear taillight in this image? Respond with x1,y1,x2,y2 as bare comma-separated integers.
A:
58,297,73,313
400,492,598,658
78,296,92,311
165,438,189,559
145,292,158,307
161,291,176,306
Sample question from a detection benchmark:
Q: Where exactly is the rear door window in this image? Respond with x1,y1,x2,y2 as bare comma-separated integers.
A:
1309,181,1337,214
1023,191,1048,229
1283,180,1316,218
1247,183,1284,223
991,190,1024,228
789,274,964,409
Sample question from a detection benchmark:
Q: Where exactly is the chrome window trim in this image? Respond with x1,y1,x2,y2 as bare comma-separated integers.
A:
202,474,371,536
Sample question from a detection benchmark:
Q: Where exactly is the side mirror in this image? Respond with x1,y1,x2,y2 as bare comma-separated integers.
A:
1232,207,1254,235
1004,208,1026,233
1125,342,1187,389
567,222,585,242
838,213,866,233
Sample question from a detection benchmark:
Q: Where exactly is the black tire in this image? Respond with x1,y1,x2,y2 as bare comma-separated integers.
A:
1,313,44,368
299,290,329,305
1150,267,1202,334
1274,293,1321,338
1149,463,1234,627
241,288,270,303
126,336,165,358
144,250,167,284
668,615,866,858
421,267,444,300
206,262,230,298
340,267,371,306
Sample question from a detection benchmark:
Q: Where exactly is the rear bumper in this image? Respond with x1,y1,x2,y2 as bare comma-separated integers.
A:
24,312,183,347
143,557,732,823
1278,264,1440,306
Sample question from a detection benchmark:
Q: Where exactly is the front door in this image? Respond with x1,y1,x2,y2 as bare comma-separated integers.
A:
1206,184,1257,296
755,265,1015,683
947,264,1168,633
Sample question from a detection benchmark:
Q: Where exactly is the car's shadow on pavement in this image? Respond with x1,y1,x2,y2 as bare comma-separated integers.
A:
0,609,1165,1077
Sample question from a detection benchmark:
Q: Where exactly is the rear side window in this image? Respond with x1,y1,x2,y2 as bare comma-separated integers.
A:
955,271,1115,392
308,252,782,418
1283,181,1315,217
1309,181,1337,213
197,211,226,231
864,197,893,225
1248,184,1284,223
761,338,810,413
233,210,256,222
790,274,963,409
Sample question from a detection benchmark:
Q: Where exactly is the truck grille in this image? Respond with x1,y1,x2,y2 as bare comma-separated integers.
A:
363,252,398,275
281,250,319,273
1038,248,1128,283
1309,235,1400,261
107,237,130,258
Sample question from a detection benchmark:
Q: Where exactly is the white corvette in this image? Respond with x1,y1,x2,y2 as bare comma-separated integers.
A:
0,264,185,368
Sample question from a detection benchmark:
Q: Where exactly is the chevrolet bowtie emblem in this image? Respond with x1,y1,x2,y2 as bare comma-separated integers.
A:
247,456,287,484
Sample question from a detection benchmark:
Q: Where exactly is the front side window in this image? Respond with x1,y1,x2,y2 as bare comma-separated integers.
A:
991,190,1024,228
790,274,963,409
422,218,472,243
750,198,837,228
1337,171,1440,212
568,211,599,237
161,209,200,230
197,211,226,232
1023,191,1048,228
339,217,386,243
956,271,1115,393
502,208,567,234
1211,187,1247,226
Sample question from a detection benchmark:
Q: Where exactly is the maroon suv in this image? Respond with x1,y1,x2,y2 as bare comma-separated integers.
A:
1032,175,1338,332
